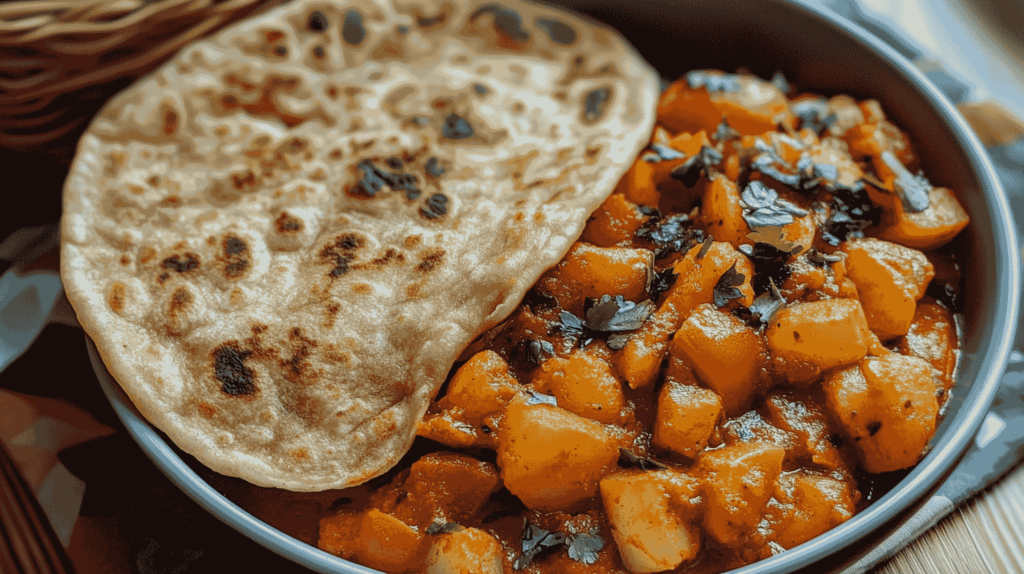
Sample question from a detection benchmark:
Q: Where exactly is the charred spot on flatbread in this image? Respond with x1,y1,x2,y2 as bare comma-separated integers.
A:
319,233,365,278
213,344,257,397
342,10,366,45
219,235,251,280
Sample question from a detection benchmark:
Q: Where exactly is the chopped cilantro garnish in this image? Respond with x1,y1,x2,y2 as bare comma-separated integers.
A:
880,151,931,213
739,180,809,228
649,267,679,299
686,70,741,93
525,391,558,407
713,117,741,143
567,530,605,564
586,295,655,332
713,263,747,308
635,213,704,258
514,520,566,570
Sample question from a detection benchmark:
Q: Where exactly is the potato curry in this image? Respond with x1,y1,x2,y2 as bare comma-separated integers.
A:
318,69,968,574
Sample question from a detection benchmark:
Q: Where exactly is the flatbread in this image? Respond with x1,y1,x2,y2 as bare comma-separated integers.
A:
60,0,658,491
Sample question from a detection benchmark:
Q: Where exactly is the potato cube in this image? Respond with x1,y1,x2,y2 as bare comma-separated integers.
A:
618,157,661,207
425,527,504,574
766,471,858,549
664,242,755,323
387,452,502,528
699,442,786,546
653,380,722,459
671,303,768,415
581,193,647,247
897,302,958,397
533,351,625,424
497,398,619,511
766,299,871,384
842,238,934,341
874,187,969,251
612,304,680,389
356,509,428,573
700,176,748,247
600,472,701,573
318,510,361,558
822,354,939,473
444,351,520,421
764,393,843,471
536,243,653,316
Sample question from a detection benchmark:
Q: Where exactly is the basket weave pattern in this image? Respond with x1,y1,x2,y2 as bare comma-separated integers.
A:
0,0,283,151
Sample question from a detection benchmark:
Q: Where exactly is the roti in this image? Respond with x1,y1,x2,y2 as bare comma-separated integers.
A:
60,0,658,491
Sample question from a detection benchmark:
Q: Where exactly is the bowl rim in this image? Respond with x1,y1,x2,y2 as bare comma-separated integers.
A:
85,1,1021,573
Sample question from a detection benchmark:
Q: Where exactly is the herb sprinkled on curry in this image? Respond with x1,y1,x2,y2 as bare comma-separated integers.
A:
318,68,969,574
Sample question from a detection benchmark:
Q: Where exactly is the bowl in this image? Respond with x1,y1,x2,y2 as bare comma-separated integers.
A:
87,0,1021,572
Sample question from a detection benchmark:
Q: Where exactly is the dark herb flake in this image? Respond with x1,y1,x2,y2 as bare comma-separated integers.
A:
619,448,668,470
739,239,794,294
649,267,678,299
442,113,474,140
696,235,714,260
806,248,843,267
740,180,809,228
555,310,585,339
426,522,462,535
713,263,746,308
567,531,605,564
670,145,723,187
514,520,566,571
523,339,555,365
585,295,654,332
635,213,704,258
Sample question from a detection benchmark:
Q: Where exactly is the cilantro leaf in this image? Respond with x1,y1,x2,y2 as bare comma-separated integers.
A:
880,150,931,213
739,180,809,228
555,310,585,338
514,520,567,571
525,391,558,407
585,295,655,332
567,531,605,564
618,448,668,470
790,97,836,134
606,333,632,351
713,263,746,308
770,70,790,95
736,277,786,328
713,117,741,143
686,70,742,93
650,143,686,161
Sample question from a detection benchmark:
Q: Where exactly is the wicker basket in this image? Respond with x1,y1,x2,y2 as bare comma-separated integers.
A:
0,0,284,153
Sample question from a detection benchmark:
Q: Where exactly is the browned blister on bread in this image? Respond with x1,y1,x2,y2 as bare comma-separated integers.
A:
60,0,658,490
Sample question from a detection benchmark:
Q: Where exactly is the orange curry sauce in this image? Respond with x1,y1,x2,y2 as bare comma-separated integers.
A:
317,70,967,574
